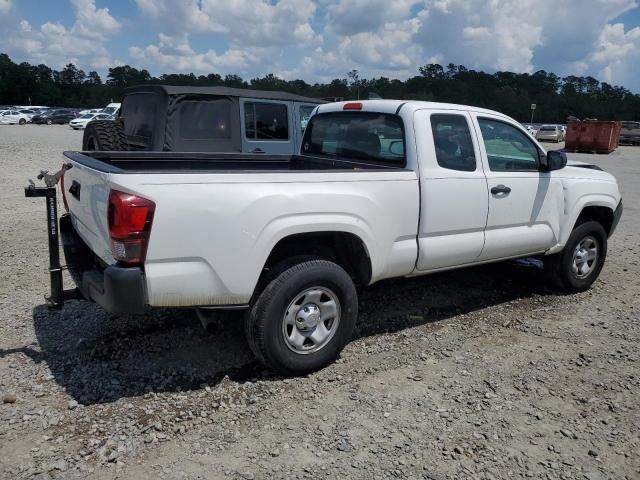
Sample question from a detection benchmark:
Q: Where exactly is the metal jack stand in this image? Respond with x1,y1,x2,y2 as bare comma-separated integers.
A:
24,165,80,308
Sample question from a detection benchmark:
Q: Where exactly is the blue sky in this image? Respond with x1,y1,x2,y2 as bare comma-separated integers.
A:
1,0,639,92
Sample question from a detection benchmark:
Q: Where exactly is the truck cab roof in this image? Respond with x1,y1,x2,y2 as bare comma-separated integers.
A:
315,99,513,121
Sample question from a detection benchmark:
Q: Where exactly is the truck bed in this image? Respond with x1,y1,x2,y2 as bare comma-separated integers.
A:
63,151,406,174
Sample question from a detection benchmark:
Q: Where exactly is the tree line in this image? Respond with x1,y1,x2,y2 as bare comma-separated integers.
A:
1,53,638,123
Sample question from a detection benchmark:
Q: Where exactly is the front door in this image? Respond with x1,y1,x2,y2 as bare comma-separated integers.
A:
415,110,489,271
472,115,563,261
240,98,295,154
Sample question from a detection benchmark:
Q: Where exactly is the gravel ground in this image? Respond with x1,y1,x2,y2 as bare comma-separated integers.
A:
0,125,638,480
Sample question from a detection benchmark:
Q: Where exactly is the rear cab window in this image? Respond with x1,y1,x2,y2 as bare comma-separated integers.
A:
430,114,476,171
302,112,406,166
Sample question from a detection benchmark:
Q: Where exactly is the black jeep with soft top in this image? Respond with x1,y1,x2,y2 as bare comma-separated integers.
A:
83,85,324,154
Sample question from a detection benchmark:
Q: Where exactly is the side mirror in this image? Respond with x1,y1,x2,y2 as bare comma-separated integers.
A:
389,140,404,156
544,150,567,171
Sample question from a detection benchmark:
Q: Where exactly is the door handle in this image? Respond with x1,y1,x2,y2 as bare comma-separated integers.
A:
491,184,511,195
251,148,265,154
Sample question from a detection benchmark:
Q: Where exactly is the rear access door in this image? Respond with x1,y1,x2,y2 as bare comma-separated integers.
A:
414,109,489,271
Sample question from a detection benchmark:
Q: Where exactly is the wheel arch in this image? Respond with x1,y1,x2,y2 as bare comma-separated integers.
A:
253,229,373,299
560,195,618,247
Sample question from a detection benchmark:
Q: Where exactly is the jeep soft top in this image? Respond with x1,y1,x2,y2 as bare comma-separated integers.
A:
82,85,325,153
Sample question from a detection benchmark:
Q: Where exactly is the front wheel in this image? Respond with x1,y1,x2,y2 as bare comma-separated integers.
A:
46,119,52,125
545,221,607,292
245,260,358,375
19,118,26,125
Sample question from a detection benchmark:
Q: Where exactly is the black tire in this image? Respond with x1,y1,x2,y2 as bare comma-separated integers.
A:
545,221,607,292
18,118,26,125
46,119,52,125
245,260,358,375
82,120,127,151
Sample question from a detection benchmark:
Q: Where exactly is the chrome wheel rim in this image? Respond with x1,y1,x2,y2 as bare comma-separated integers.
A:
572,235,599,279
282,287,341,355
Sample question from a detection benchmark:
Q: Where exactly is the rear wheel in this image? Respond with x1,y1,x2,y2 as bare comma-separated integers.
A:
245,260,357,375
82,120,127,151
545,221,607,292
18,118,26,125
46,119,52,125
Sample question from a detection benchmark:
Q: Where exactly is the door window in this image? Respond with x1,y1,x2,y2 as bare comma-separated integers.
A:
121,93,156,146
177,98,232,140
244,102,289,140
430,114,476,171
478,118,540,171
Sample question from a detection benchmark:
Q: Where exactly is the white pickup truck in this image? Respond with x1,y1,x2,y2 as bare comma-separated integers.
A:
50,100,622,375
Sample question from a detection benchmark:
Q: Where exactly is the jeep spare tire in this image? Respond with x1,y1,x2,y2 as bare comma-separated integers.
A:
82,120,127,151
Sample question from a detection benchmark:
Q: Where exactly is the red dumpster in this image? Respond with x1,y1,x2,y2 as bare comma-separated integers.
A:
565,120,621,154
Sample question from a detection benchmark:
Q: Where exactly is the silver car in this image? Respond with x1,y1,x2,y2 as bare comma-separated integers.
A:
536,125,563,143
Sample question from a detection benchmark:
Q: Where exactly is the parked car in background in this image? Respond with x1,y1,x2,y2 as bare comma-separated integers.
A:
522,124,536,136
0,109,31,125
18,109,37,120
78,108,102,116
32,109,78,125
69,112,114,129
536,124,564,143
558,125,567,140
101,103,121,116
619,121,640,145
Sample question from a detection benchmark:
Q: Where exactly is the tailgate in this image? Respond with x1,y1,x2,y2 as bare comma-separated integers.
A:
63,155,115,264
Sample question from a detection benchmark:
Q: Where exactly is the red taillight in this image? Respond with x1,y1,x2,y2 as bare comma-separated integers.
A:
60,164,69,211
343,102,363,110
108,190,155,264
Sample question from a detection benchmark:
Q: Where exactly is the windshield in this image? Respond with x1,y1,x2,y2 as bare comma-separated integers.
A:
539,126,555,131
102,107,116,115
79,114,94,119
302,112,405,165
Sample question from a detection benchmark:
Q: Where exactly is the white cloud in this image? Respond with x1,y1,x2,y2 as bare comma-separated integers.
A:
130,0,320,75
70,0,120,37
295,18,422,81
590,23,640,88
326,0,421,34
0,0,11,15
1,0,120,71
1,0,640,93
415,0,544,73
134,0,318,46
130,34,258,72
414,0,638,76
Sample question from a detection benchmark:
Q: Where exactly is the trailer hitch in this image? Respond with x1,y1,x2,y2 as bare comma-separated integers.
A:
25,164,81,308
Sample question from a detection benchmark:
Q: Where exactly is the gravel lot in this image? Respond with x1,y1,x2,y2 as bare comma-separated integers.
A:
0,125,638,480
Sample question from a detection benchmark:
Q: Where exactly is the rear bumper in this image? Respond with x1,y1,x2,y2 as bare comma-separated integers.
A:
60,214,148,315
610,200,623,237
